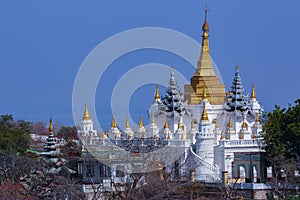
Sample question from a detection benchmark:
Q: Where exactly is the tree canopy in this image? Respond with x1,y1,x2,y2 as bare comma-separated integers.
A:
0,114,32,155
264,99,300,161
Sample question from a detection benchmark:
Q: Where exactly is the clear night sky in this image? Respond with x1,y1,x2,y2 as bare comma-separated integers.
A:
0,1,299,129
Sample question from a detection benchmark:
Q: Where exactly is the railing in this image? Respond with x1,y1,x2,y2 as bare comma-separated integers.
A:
219,139,260,148
189,147,219,174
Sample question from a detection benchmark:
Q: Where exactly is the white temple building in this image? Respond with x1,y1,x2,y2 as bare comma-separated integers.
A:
77,8,265,187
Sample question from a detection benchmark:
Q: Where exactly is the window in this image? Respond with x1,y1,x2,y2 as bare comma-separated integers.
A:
86,164,94,177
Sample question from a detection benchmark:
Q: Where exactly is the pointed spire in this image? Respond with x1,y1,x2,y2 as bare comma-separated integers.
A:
215,118,219,129
228,116,233,128
167,132,171,140
251,83,256,99
242,118,247,129
178,118,182,129
226,65,248,112
154,84,160,101
164,119,169,129
191,119,195,129
255,112,259,123
111,117,117,128
49,117,53,134
83,102,92,120
126,117,130,128
151,114,155,124
201,102,209,121
139,116,144,128
201,5,210,52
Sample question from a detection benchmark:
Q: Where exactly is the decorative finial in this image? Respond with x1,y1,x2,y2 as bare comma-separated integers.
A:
111,117,117,128
126,117,130,128
49,117,53,134
167,131,171,140
225,132,229,140
255,112,259,123
154,84,160,101
151,114,155,124
139,116,143,128
228,116,233,128
178,118,182,129
203,5,209,31
215,118,219,129
242,118,247,129
201,102,209,121
171,66,175,77
83,102,91,120
191,119,195,129
251,83,256,99
164,119,169,129
201,5,210,52
205,4,209,21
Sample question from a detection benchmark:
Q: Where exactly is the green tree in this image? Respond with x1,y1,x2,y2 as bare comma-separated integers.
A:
0,114,32,155
263,99,300,195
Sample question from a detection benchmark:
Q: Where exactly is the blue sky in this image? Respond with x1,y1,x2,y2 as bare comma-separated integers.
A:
0,1,299,129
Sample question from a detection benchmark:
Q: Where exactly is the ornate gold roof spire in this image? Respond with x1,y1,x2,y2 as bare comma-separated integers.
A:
164,119,169,129
49,117,53,134
255,112,259,123
111,117,117,128
215,118,219,129
191,119,195,129
202,5,210,52
139,116,143,128
178,118,182,129
82,102,91,120
251,83,256,99
242,118,247,129
228,116,233,128
126,117,130,128
151,114,155,124
154,84,160,101
201,102,209,121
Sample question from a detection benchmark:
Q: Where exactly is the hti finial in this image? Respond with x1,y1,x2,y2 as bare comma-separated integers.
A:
49,117,53,134
83,102,91,120
111,117,117,128
126,117,130,128
154,84,160,101
201,102,209,121
151,114,155,124
139,116,143,128
251,83,256,99
205,4,209,21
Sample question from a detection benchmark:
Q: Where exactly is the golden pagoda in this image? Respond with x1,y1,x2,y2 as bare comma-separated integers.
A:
184,7,226,105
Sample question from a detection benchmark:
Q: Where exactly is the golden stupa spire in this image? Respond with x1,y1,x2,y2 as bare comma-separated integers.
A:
215,118,219,129
111,117,117,128
191,119,195,129
201,103,209,121
154,84,160,101
82,102,91,120
242,118,247,129
202,5,210,52
125,117,130,128
251,83,256,99
164,119,169,129
151,114,155,124
255,112,259,123
228,116,233,128
178,118,182,129
139,116,143,128
49,117,53,134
